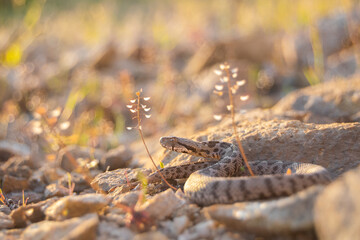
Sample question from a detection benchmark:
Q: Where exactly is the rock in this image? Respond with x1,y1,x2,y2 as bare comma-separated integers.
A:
1,198,18,211
171,201,201,220
58,172,91,193
1,174,29,193
103,212,126,226
133,231,169,240
272,77,360,122
44,183,69,198
0,205,11,215
91,168,151,193
45,193,109,220
160,119,359,178
97,221,135,240
28,169,46,193
21,213,99,240
100,145,133,171
178,220,218,240
300,111,335,124
112,190,142,207
42,167,67,184
351,111,360,122
138,189,185,221
314,165,360,240
0,140,30,162
206,186,323,235
6,191,43,205
108,189,185,233
0,212,13,229
10,197,58,228
0,156,34,193
57,145,104,172
324,51,357,81
0,229,23,239
160,215,190,237
1,156,32,178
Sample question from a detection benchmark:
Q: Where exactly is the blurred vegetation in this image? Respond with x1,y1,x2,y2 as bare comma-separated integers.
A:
0,0,358,153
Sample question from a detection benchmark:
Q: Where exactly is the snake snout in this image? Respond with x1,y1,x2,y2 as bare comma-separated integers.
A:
159,137,167,147
160,136,176,149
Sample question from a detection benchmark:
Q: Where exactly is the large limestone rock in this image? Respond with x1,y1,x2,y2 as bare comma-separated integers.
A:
160,119,360,178
314,165,360,240
272,77,360,122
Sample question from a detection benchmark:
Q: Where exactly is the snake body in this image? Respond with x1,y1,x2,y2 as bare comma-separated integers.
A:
150,136,331,206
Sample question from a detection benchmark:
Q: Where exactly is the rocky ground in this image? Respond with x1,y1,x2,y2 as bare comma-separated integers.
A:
1,3,360,240
0,75,359,240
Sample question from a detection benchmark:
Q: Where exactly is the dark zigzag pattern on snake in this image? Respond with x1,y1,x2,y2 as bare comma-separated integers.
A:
148,136,331,206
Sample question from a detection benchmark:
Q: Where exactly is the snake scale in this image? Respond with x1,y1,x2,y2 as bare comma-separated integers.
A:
148,136,331,206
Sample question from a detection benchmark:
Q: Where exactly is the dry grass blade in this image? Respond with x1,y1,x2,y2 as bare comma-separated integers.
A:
0,189,5,205
22,189,29,207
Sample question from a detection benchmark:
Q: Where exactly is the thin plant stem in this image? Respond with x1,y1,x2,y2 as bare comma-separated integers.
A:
225,68,255,176
135,93,177,191
22,189,29,206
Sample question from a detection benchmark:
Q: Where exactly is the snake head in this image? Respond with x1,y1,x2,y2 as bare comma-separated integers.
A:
160,136,181,152
160,136,198,154
160,136,213,158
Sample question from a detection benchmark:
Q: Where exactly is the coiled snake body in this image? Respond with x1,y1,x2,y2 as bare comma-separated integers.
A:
150,136,331,206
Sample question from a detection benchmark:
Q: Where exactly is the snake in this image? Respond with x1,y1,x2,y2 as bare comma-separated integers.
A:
148,136,331,206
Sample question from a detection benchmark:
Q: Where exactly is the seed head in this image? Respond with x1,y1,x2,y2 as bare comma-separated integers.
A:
126,90,152,130
212,63,250,121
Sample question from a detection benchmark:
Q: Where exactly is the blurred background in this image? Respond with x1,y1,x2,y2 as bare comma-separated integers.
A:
0,0,358,152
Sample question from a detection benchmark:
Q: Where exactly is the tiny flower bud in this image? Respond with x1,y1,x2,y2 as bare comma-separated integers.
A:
236,80,246,86
213,115,222,121
226,105,233,111
213,90,223,96
231,68,238,73
240,95,249,101
215,85,224,91
60,121,70,130
214,70,222,76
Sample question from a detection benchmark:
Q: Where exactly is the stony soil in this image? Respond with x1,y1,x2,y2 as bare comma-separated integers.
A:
0,75,359,240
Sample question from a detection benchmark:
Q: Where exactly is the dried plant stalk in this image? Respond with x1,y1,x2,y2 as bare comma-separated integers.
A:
127,89,177,190
214,63,254,176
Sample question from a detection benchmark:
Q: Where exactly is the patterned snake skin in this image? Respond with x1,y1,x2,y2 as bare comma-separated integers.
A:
148,136,331,206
